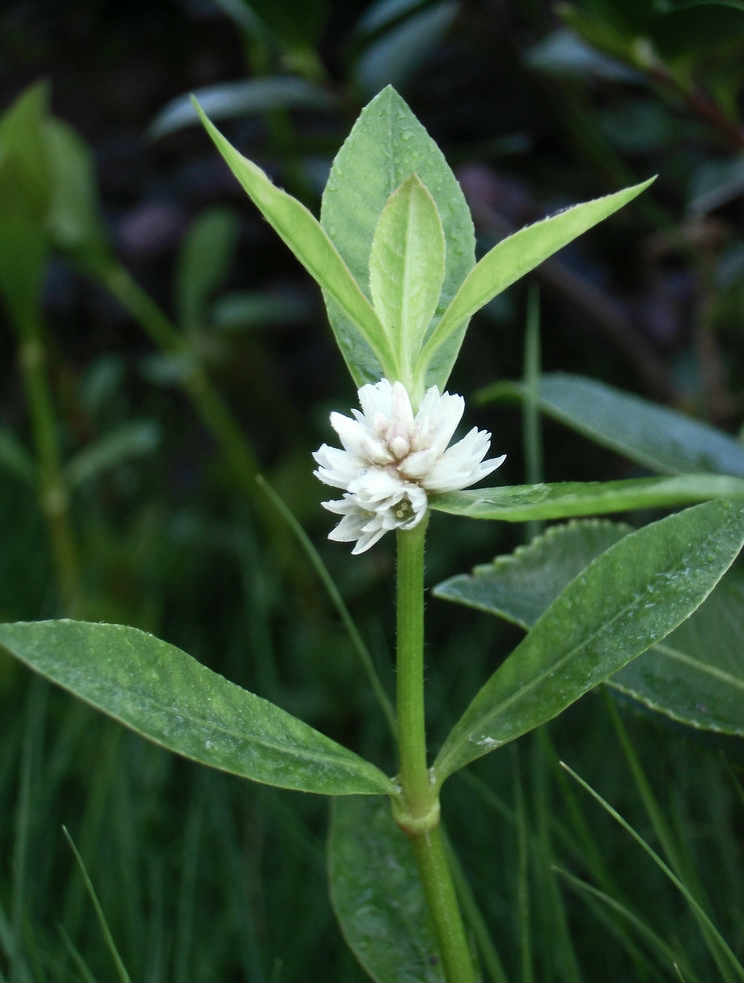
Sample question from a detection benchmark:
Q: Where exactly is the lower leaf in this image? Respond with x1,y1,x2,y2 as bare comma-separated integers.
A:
0,620,394,797
432,499,744,784
328,796,444,982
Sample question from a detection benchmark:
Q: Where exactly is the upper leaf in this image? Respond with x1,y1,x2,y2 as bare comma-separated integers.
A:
430,474,744,522
432,499,744,784
320,85,475,396
369,175,445,389
479,373,744,476
419,178,656,382
0,620,395,797
193,98,396,385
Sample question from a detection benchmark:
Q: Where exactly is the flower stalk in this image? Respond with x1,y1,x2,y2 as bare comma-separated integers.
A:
394,520,478,982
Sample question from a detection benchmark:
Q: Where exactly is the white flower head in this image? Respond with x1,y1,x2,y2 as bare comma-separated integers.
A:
313,379,506,554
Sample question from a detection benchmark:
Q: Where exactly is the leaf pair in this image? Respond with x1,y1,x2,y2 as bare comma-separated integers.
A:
194,85,653,402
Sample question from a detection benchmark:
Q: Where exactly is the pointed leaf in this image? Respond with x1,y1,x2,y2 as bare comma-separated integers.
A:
320,85,475,393
0,620,395,797
192,99,395,383
369,175,445,385
479,373,744,476
328,796,444,982
435,520,744,736
419,178,656,376
430,474,744,522
433,499,744,784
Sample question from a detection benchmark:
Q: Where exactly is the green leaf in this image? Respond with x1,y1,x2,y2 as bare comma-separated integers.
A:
435,519,744,736
192,98,395,383
479,374,744,476
432,499,744,784
320,85,475,395
419,177,655,380
0,620,395,797
149,77,334,140
0,84,51,334
176,207,240,333
430,474,744,522
328,796,444,982
44,119,108,261
435,519,631,626
369,175,445,387
65,421,162,489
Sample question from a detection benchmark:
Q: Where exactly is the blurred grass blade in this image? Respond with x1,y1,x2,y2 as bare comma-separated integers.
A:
433,500,744,784
328,796,444,982
523,284,543,543
512,748,533,983
560,761,744,981
58,925,96,983
419,178,655,378
430,474,744,522
193,98,395,384
62,826,131,983
256,475,396,739
478,374,744,476
0,620,395,797
554,866,692,978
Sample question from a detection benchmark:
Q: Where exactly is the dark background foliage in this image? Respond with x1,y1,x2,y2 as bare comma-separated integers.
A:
1,1,743,980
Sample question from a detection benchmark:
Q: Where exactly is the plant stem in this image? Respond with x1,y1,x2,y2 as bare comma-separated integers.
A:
18,331,81,615
93,261,258,494
395,520,478,982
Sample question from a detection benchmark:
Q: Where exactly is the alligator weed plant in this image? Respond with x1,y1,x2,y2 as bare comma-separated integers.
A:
3,86,744,982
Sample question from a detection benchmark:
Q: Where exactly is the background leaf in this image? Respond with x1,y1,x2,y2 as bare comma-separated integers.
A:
320,85,475,393
149,77,335,139
328,796,444,982
0,620,395,797
175,207,240,334
433,499,744,784
479,374,744,476
430,474,744,522
419,178,655,379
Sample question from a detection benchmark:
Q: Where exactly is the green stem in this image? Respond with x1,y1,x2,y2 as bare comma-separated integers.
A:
91,261,258,494
18,331,81,615
395,520,478,982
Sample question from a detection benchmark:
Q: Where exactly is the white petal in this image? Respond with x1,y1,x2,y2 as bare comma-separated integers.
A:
423,428,503,492
313,445,361,489
330,412,392,464
414,388,464,457
358,379,394,425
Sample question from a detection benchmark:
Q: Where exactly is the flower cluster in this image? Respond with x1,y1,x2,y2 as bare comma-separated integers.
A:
313,379,505,553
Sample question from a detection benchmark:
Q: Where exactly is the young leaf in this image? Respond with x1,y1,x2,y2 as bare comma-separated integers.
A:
430,474,744,522
435,519,744,737
479,373,744,476
369,174,445,387
192,99,395,385
419,177,656,380
328,796,444,982
432,499,744,785
320,85,475,395
176,207,240,334
0,620,395,797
